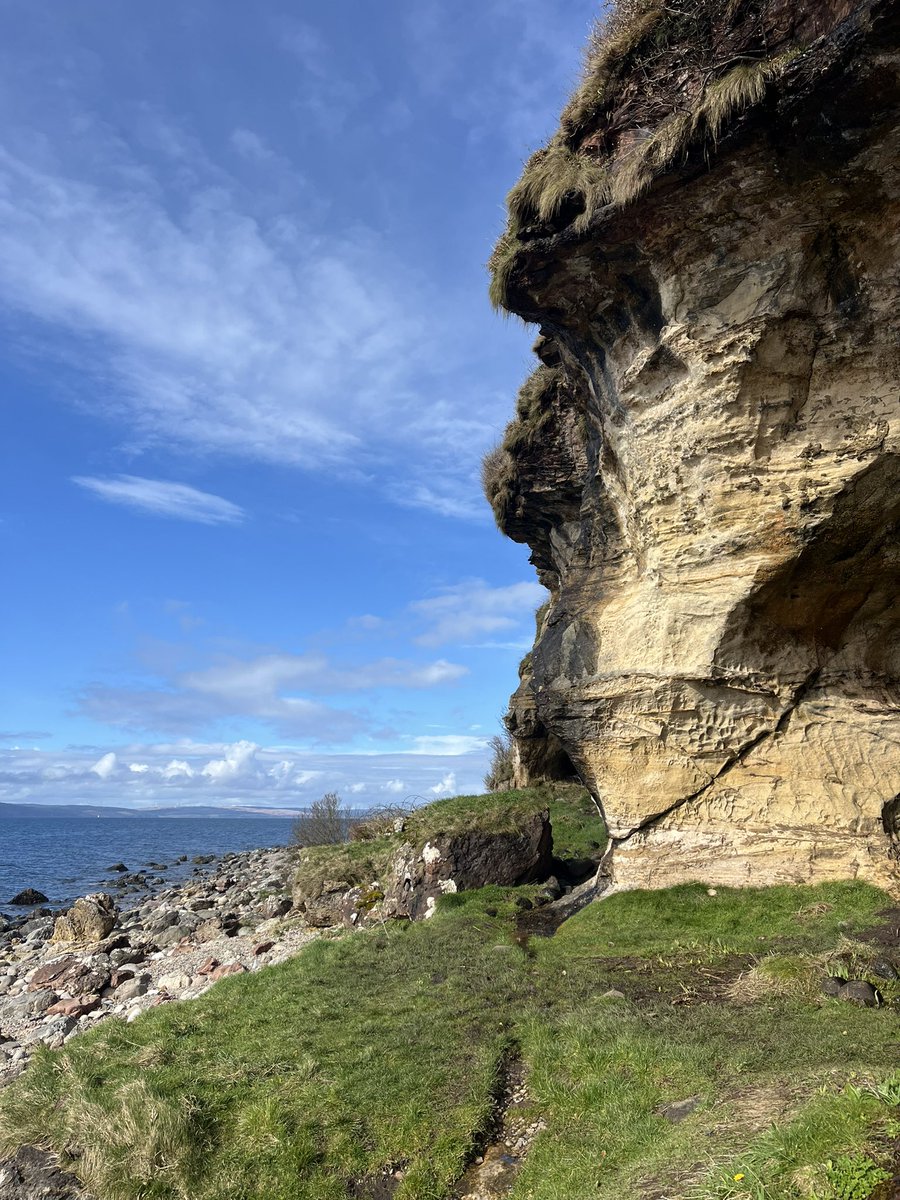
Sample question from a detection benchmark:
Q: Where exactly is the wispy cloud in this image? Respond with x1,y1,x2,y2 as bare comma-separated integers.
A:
0,123,501,518
411,579,546,647
72,475,245,524
77,648,468,739
404,0,595,153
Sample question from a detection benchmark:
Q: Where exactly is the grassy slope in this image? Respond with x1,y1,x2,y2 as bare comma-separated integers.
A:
294,783,605,900
1,791,897,1200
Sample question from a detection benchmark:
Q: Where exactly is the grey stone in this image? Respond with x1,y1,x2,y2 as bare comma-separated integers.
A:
841,980,880,1007
658,1096,703,1124
820,976,845,997
8,889,49,907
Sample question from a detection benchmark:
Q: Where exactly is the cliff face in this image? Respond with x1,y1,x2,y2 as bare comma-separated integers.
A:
487,0,900,890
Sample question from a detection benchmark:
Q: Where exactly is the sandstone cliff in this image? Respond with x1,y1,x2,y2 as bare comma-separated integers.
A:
486,0,900,890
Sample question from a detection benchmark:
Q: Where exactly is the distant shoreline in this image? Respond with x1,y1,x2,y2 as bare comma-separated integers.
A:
0,801,298,819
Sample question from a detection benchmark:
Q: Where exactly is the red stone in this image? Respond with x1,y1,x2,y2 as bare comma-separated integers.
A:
209,962,246,981
28,956,78,991
46,994,99,1018
197,957,220,976
253,940,275,956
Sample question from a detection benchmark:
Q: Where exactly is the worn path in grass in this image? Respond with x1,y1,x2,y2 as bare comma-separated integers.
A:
1,874,898,1200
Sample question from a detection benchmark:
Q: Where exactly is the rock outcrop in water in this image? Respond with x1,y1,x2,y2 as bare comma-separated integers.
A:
486,0,900,890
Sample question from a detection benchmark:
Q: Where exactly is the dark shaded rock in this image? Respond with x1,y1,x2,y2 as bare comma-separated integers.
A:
302,882,354,929
870,957,899,980
841,980,880,1006
380,810,554,922
97,933,130,954
261,895,292,919
820,976,846,997
0,989,58,1024
0,1145,91,1199
534,876,562,905
192,854,215,865
8,889,48,907
105,863,128,873
117,873,148,887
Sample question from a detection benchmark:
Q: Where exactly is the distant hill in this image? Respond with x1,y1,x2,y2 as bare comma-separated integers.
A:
0,802,297,819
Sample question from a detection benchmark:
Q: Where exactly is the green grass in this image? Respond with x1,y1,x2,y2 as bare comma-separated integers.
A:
294,784,604,904
0,900,529,1200
512,883,899,1200
546,788,607,861
545,881,891,959
2,853,897,1200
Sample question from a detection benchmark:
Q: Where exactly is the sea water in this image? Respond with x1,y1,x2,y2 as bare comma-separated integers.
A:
0,815,291,914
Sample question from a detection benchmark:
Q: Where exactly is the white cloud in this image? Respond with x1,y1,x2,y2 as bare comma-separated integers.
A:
0,133,503,518
412,579,547,647
78,649,467,739
0,741,490,809
404,0,594,152
72,475,245,525
183,654,467,699
230,128,276,163
429,771,456,796
200,740,259,782
90,751,117,779
403,735,488,756
161,759,194,780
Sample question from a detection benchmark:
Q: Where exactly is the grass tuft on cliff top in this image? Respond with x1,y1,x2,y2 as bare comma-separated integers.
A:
488,0,809,312
1,787,897,1200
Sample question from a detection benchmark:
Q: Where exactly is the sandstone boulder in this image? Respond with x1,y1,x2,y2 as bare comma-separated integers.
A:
50,894,117,946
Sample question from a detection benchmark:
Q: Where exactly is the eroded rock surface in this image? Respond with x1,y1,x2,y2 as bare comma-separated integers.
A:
489,0,900,890
293,810,554,926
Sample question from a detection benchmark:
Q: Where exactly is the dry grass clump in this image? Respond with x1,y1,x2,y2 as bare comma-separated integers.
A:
484,728,515,792
561,4,665,141
488,0,807,311
0,1072,195,1199
480,441,514,508
350,803,412,842
506,141,611,233
729,954,823,1005
482,366,562,528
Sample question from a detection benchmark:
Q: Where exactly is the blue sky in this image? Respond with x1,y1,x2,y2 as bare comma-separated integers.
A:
0,0,598,809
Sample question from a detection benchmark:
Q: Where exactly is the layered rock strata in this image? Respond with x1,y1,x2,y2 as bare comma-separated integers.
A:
487,0,900,889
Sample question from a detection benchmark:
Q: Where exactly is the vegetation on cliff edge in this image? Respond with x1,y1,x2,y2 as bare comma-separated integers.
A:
489,0,812,310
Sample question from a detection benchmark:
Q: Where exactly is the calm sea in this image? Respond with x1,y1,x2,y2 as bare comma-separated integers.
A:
0,815,292,914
